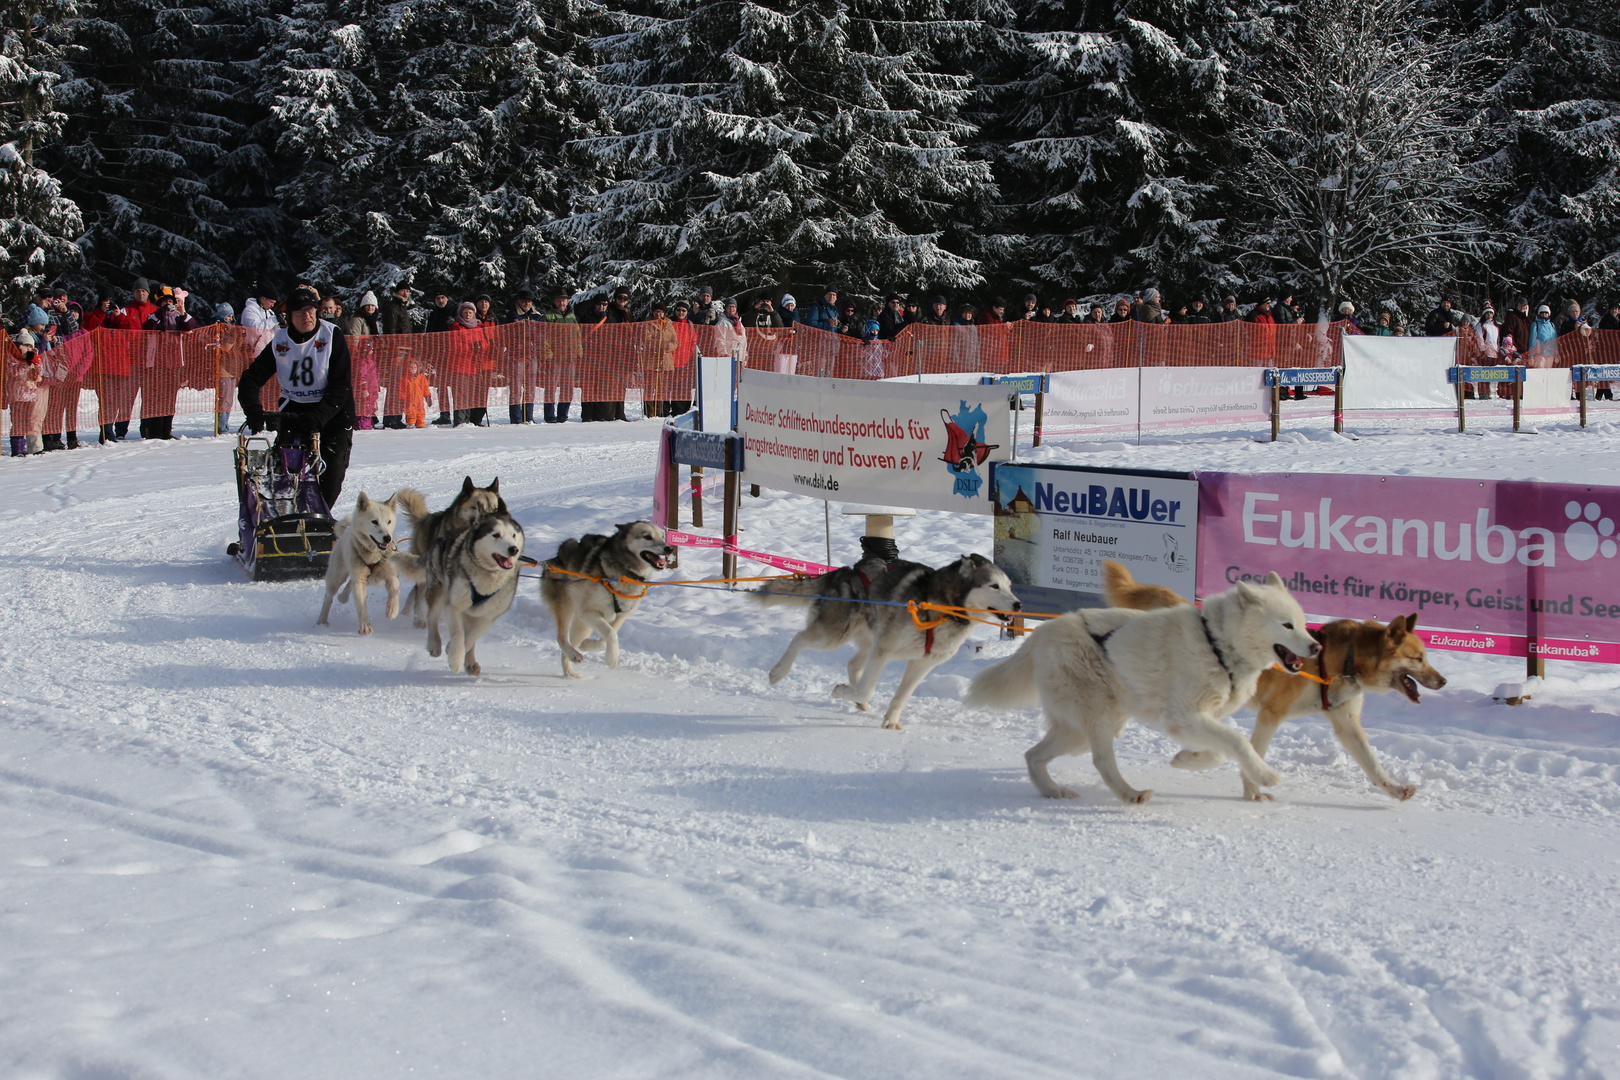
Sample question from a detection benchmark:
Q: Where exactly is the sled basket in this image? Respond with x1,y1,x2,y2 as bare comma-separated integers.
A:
230,428,335,582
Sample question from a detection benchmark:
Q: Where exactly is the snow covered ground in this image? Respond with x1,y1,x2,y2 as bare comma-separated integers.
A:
3,415,1619,1079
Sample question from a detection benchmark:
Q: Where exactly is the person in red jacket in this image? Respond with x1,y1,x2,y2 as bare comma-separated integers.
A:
139,285,197,439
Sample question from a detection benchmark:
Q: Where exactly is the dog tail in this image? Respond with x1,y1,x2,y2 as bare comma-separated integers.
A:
750,570,841,607
393,487,429,525
389,550,425,583
1102,559,1188,611
965,638,1040,710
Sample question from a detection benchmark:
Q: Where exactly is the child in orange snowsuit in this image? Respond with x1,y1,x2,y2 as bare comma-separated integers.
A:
401,361,431,428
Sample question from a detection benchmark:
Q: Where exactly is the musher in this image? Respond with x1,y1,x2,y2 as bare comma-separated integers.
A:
237,286,355,507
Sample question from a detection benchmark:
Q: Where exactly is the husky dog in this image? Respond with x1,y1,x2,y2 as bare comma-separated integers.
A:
967,572,1320,804
762,554,1020,730
754,553,895,687
1102,560,1444,800
417,503,525,675
396,477,503,628
541,521,674,677
317,490,413,635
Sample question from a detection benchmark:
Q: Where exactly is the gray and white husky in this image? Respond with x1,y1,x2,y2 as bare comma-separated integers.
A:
966,572,1322,804
414,502,525,676
759,554,1021,730
395,477,504,629
540,521,675,677
317,489,414,635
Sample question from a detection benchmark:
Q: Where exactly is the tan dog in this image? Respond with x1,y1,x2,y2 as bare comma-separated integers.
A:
318,490,412,635
1102,561,1446,801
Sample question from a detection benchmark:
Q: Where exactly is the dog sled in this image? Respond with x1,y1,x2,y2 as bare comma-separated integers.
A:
227,426,336,582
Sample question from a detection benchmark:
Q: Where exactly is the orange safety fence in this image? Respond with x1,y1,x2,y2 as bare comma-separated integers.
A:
6,322,1619,441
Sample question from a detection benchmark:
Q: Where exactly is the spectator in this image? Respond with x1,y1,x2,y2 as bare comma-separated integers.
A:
83,292,115,332
542,290,579,423
127,277,158,329
1476,305,1500,358
641,302,675,416
242,284,279,341
1600,300,1620,333
447,300,489,426
877,293,907,340
400,359,430,427
213,302,238,433
1185,298,1211,324
380,283,413,334
778,293,798,327
603,288,634,419
750,295,783,330
1554,299,1584,338
338,297,383,430
904,295,922,325
1331,301,1362,332
1527,304,1558,364
714,296,748,362
1086,303,1108,324
96,295,141,442
238,286,355,508
50,287,81,338
1134,288,1164,324
980,297,1007,326
424,288,454,333
40,291,86,450
836,299,861,337
953,302,976,325
9,305,49,455
1271,292,1299,326
1245,296,1278,369
803,287,841,332
1372,311,1395,336
319,294,341,323
140,286,195,440
688,284,719,327
918,295,950,326
1108,297,1133,323
1502,297,1532,363
504,288,544,425
1214,295,1241,323
1423,297,1457,337
1055,298,1082,324
664,301,696,415
1019,293,1040,321
356,291,380,335
577,295,613,422
422,288,455,423
1170,301,1190,323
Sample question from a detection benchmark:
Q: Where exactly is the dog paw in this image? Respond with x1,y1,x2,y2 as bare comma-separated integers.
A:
1252,764,1282,787
1384,782,1418,801
1243,787,1275,802
562,645,585,663
579,638,605,653
386,599,400,620
357,624,372,636
413,617,427,629
1122,788,1154,805
1043,786,1080,799
854,702,870,712
465,661,481,676
881,717,904,730
831,683,850,700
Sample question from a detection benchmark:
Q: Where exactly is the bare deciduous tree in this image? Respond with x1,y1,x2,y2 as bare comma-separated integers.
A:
1224,0,1495,316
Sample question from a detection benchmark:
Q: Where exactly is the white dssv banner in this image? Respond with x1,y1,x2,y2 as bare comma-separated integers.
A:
739,369,1011,514
1342,335,1458,410
1138,366,1269,427
1045,368,1140,434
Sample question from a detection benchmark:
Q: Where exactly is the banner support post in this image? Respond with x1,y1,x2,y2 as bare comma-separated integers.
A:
691,466,703,528
1270,372,1281,442
1455,370,1466,432
1032,389,1044,447
1333,369,1344,434
722,468,739,585
1513,368,1522,432
1577,367,1588,428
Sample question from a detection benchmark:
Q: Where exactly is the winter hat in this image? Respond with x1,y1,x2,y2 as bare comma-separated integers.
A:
697,284,713,296
132,277,150,293
25,304,50,328
287,287,321,312
613,287,630,300
673,300,690,312
1023,293,1038,304
1224,295,1237,304
214,302,235,319
931,295,947,306
1339,301,1354,315
256,283,281,302
515,288,534,302
359,290,379,308
456,301,479,327
1142,288,1160,303
1537,304,1551,316
779,293,796,306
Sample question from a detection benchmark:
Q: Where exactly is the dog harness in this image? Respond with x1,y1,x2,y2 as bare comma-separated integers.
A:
1200,614,1235,691
1320,638,1359,710
468,582,498,608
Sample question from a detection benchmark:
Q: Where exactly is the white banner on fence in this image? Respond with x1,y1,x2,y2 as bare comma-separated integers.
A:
1045,368,1141,434
738,369,1011,514
1524,368,1574,415
1342,336,1458,410
697,355,736,431
1138,366,1269,427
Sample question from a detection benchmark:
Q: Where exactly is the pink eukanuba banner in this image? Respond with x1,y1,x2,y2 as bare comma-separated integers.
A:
1196,471,1620,662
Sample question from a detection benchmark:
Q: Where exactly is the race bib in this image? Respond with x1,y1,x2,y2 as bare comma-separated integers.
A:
273,322,335,403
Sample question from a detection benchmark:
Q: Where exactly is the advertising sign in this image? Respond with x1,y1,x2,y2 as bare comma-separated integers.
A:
738,369,1011,514
1341,336,1457,410
697,355,737,432
1045,368,1140,434
992,462,1200,614
1138,366,1269,428
1196,471,1620,662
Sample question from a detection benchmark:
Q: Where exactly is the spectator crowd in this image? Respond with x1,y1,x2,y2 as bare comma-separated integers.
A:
9,276,1620,456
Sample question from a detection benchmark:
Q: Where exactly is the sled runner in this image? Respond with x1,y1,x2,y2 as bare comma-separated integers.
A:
227,426,336,582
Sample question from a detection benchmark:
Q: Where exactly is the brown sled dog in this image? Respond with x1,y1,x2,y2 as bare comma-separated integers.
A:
1101,561,1446,801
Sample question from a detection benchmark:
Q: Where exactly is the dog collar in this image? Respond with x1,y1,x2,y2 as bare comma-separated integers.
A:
469,582,497,607
1200,614,1235,690
1321,637,1359,710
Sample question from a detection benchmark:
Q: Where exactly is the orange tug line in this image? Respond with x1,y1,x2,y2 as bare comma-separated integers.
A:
527,557,1326,681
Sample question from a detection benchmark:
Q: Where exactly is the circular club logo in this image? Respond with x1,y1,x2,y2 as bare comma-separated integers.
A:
1564,501,1617,560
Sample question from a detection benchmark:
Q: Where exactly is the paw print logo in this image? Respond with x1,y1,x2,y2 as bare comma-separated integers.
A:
1563,501,1617,560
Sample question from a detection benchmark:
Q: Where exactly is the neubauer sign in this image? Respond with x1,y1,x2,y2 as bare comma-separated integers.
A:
738,370,1010,513
993,463,1199,614
1197,471,1620,662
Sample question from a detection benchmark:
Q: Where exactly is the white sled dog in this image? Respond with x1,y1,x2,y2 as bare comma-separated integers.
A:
541,521,675,678
966,572,1320,804
759,554,1021,730
414,500,525,676
317,489,414,635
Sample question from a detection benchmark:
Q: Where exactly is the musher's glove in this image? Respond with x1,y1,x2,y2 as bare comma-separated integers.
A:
247,413,276,434
278,412,313,435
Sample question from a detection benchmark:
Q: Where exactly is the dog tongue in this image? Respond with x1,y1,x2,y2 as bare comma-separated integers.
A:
495,555,513,569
